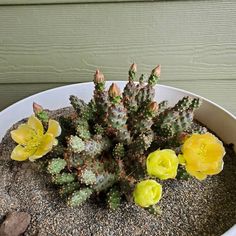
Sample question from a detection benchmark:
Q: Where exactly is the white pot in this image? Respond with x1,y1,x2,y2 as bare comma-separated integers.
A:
0,82,235,235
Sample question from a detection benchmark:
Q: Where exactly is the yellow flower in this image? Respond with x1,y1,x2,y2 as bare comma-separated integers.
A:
11,115,61,161
180,132,225,180
146,149,179,180
133,180,162,208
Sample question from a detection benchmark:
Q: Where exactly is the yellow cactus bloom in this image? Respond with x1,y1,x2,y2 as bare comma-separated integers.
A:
133,180,162,208
146,149,179,180
10,115,61,161
180,132,225,180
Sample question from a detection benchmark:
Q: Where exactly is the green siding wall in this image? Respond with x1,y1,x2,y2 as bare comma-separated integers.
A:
0,1,236,114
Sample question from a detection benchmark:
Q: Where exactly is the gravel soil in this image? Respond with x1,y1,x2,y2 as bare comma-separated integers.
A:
0,108,236,236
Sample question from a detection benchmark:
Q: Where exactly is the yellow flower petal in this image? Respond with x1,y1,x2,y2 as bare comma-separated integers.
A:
11,145,36,161
181,132,225,180
133,180,162,208
204,160,224,175
205,143,225,162
146,149,179,180
47,119,61,138
27,115,44,136
185,165,207,180
178,154,186,165
53,139,58,146
29,133,55,161
10,124,35,145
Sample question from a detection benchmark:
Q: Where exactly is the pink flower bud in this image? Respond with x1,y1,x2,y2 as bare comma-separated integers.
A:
108,83,121,97
33,102,43,114
94,69,105,83
148,102,159,112
129,63,137,73
152,65,161,77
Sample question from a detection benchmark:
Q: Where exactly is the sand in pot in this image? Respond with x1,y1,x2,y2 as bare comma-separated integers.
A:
0,108,236,236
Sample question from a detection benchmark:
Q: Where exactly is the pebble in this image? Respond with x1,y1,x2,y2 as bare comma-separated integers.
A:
0,211,31,236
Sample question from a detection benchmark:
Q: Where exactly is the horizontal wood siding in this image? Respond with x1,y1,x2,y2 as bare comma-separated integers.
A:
0,0,154,5
0,1,235,114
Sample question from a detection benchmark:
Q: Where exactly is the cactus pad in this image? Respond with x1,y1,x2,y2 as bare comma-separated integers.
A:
47,158,67,175
67,188,93,207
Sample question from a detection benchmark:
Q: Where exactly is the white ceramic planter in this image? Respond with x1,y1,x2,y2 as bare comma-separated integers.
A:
0,82,235,235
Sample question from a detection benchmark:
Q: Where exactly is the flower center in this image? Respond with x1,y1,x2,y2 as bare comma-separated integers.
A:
159,159,169,169
198,143,207,157
24,134,41,153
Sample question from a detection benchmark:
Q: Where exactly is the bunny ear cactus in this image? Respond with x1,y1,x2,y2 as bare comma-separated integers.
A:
10,63,225,214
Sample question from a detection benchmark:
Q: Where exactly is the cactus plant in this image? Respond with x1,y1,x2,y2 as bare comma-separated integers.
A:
56,65,204,206
11,63,216,212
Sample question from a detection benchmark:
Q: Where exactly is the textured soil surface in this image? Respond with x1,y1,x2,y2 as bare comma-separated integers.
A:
0,108,236,236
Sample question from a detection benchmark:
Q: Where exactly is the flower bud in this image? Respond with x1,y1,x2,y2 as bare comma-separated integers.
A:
129,63,137,73
152,65,161,77
148,102,159,113
94,69,105,84
133,180,162,208
33,102,43,114
108,83,121,98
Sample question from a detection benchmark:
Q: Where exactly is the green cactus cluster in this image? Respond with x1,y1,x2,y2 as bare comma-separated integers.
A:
152,96,204,149
33,64,206,210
